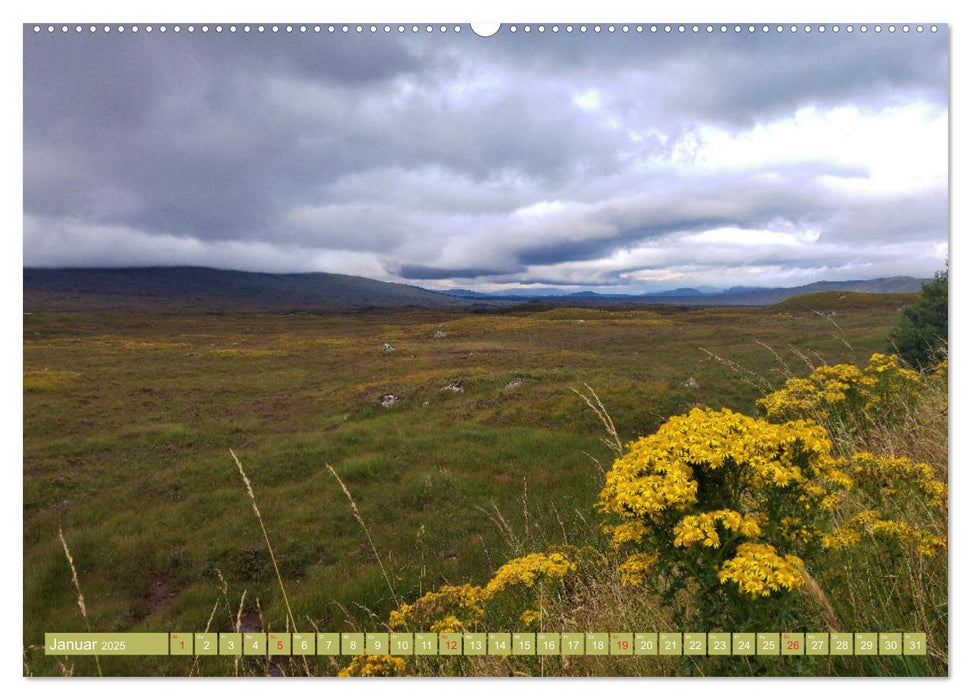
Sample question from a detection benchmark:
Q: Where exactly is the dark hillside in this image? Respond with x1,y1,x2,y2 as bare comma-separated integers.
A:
23,267,479,313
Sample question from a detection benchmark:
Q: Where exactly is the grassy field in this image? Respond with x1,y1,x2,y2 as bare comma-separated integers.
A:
23,292,933,676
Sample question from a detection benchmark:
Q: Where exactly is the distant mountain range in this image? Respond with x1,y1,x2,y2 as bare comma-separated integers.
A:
22,266,926,313
435,278,924,306
440,285,766,299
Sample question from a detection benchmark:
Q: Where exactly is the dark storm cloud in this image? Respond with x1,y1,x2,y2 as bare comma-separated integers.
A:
23,25,948,290
398,265,505,279
471,28,948,126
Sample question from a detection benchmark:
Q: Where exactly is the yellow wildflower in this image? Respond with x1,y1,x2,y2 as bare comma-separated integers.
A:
338,654,407,677
758,353,921,423
821,526,862,550
388,583,485,631
607,520,649,548
429,616,463,633
519,609,542,627
850,452,947,509
717,543,805,598
673,509,763,548
617,553,658,586
598,408,831,522
822,510,946,556
484,552,576,598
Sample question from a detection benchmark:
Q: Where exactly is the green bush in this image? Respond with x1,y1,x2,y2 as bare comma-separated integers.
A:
889,269,947,368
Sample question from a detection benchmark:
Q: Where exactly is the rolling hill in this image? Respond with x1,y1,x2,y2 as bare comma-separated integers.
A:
22,267,927,313
22,267,479,313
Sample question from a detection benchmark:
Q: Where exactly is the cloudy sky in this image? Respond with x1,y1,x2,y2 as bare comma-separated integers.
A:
23,24,948,293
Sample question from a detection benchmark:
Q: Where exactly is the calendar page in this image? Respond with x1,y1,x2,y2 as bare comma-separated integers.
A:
22,15,949,680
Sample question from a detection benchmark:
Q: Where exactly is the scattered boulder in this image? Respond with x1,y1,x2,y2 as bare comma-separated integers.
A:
442,380,464,392
383,343,397,352
505,377,524,389
576,319,585,324
681,377,700,389
434,329,446,339
379,394,398,408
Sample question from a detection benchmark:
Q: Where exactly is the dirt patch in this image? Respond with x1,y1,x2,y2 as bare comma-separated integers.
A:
146,575,180,615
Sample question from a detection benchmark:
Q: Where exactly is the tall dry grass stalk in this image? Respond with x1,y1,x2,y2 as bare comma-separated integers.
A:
58,528,101,677
475,503,522,555
571,383,622,455
190,599,221,676
699,347,773,393
233,589,247,676
326,463,402,608
229,450,313,676
230,450,298,632
792,560,839,632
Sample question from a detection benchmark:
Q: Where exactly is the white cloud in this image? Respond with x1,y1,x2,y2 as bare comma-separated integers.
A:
690,102,947,195
23,215,393,279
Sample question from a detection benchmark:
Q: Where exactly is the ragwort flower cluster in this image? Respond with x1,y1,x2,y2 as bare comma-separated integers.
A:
673,509,764,548
388,583,486,632
384,550,577,640
598,407,842,603
598,407,835,533
822,510,945,556
758,353,921,424
849,451,947,510
716,543,805,597
337,654,408,677
599,352,945,631
483,552,576,598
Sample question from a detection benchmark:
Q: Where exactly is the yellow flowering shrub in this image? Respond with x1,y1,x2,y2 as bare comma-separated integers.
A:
388,583,486,632
382,550,577,641
596,356,946,634
822,510,946,556
597,407,847,628
598,408,835,530
617,553,658,586
758,353,922,426
338,654,408,677
758,363,874,419
849,452,946,509
483,552,576,598
814,451,947,558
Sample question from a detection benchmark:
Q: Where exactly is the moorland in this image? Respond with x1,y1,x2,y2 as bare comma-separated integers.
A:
23,276,943,676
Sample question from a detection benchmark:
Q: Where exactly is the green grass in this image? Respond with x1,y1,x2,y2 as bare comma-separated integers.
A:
23,299,915,676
